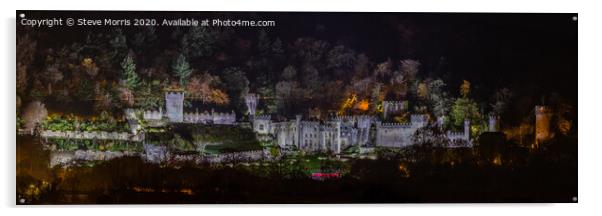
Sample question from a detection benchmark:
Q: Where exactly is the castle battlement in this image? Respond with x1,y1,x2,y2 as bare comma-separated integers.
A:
379,122,413,128
300,121,320,126
383,101,407,107
333,115,355,121
254,115,272,120
183,110,236,125
165,91,185,96
143,109,163,120
124,108,163,120
447,131,466,137
356,115,373,119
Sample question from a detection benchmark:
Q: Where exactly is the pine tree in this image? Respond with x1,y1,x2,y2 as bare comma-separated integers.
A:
172,54,192,87
121,55,139,90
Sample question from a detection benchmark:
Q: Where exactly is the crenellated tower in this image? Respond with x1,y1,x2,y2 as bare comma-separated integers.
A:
488,115,499,132
165,91,185,122
534,106,553,148
245,93,258,119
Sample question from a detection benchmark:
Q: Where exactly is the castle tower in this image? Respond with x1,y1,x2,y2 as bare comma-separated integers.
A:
464,119,471,141
357,116,372,146
335,120,342,154
534,106,553,148
383,101,390,119
437,116,446,129
245,93,258,119
488,115,499,132
165,91,185,122
374,120,382,146
295,114,302,148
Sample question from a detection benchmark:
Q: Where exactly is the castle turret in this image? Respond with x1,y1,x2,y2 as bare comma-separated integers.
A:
295,114,302,148
357,116,372,146
534,106,553,148
165,91,184,122
464,119,471,141
437,116,446,129
335,119,342,154
488,115,499,132
245,93,258,120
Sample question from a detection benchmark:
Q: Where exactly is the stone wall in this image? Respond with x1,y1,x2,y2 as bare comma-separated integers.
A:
375,123,421,148
204,150,269,163
183,110,236,125
50,150,138,167
375,114,429,148
41,130,144,141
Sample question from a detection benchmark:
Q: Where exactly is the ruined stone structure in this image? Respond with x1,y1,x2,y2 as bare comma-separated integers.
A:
534,105,553,147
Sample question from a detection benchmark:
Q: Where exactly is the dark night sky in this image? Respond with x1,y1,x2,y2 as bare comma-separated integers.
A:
273,12,577,102
17,11,577,104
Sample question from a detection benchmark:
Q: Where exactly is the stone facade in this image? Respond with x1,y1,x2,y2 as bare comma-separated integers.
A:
375,114,428,148
250,113,469,153
253,115,348,153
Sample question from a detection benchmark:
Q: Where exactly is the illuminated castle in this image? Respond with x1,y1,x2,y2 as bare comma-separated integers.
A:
246,95,473,153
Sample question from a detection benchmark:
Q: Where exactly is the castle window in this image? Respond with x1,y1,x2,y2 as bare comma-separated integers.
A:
259,124,264,130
